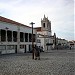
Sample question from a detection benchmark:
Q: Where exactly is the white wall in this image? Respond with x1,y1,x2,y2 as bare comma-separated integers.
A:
20,26,36,34
0,21,37,54
0,22,18,31
0,21,36,34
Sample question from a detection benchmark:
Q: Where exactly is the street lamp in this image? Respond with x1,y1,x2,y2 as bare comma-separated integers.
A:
30,22,35,59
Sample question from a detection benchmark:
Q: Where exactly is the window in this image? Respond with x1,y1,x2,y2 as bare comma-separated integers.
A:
0,45,6,50
43,23,45,28
20,32,24,42
29,33,32,42
1,30,6,41
25,33,28,42
37,39,41,43
29,45,32,51
7,45,14,50
13,31,17,42
7,30,12,42
20,45,24,49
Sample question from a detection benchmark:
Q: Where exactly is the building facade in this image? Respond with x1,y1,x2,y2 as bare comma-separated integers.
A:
0,15,71,54
0,16,36,54
68,40,75,49
35,15,57,52
35,15,69,51
57,38,68,49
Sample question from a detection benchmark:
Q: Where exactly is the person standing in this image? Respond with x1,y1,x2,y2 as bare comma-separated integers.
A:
34,46,40,60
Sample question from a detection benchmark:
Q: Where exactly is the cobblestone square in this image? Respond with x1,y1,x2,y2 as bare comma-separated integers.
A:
0,50,75,75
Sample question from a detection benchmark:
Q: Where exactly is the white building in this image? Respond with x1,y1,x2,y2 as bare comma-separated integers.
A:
68,40,75,49
0,16,36,54
57,38,68,49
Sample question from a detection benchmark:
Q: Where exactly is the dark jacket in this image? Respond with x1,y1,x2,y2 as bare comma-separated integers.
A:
34,46,40,57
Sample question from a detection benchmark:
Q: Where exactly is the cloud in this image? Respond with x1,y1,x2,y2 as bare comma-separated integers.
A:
0,0,74,40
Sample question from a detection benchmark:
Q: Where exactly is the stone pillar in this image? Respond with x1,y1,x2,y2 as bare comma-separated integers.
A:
23,33,25,42
0,29,1,42
12,31,13,42
26,45,29,52
5,30,7,53
6,30,7,42
17,26,20,53
44,34,47,52
28,33,29,42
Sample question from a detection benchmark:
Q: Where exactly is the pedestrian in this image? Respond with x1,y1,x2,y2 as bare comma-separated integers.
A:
34,46,40,60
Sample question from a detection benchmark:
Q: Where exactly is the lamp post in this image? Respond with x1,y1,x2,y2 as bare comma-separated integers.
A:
30,22,35,59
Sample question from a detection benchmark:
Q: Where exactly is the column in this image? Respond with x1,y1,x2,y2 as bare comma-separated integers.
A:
6,30,7,42
23,33,24,42
26,45,29,52
28,33,29,42
12,31,13,42
5,30,7,53
17,26,20,53
24,33,25,42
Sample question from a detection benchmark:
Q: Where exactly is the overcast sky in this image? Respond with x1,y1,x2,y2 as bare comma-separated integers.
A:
0,0,74,41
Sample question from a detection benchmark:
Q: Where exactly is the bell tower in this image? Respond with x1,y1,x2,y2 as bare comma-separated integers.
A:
41,15,51,36
41,15,51,32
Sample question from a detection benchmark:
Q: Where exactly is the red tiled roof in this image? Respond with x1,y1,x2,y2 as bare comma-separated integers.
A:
34,27,41,31
0,16,31,28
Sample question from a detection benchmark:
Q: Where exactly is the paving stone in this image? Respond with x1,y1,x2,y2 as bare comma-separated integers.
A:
0,50,75,75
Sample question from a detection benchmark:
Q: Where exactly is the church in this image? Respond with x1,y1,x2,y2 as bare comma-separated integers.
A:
35,15,68,52
35,15,57,52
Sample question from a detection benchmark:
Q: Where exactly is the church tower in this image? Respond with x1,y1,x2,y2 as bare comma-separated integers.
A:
41,15,51,36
